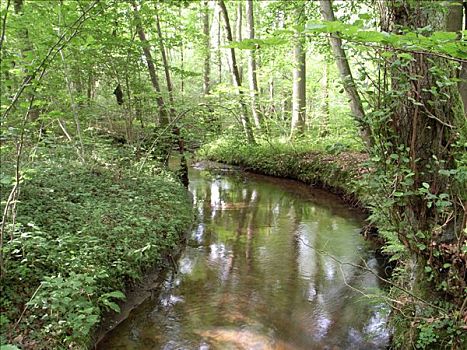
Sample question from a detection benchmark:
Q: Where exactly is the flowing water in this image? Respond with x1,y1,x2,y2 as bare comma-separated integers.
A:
97,163,389,350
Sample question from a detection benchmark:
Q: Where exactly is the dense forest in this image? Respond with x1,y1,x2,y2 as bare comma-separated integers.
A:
0,0,466,349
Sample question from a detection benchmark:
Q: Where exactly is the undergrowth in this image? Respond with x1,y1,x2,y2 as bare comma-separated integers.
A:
0,142,192,349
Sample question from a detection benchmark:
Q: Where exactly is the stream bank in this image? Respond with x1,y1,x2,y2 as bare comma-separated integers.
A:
0,147,193,350
198,139,371,211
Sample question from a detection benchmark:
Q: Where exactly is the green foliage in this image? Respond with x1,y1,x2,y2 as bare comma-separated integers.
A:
305,20,467,60
0,145,192,349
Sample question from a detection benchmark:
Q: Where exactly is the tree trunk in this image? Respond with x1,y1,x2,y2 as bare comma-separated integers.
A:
236,1,243,84
246,0,262,129
216,4,222,84
203,0,211,95
446,0,467,113
319,0,371,146
383,0,465,323
268,78,275,115
154,4,176,121
131,0,168,126
290,31,306,138
14,0,40,124
218,0,255,144
320,60,330,136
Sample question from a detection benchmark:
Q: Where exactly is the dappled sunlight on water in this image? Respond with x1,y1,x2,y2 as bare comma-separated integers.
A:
97,165,389,350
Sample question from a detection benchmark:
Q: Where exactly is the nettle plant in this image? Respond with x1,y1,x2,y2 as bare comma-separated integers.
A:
26,273,125,347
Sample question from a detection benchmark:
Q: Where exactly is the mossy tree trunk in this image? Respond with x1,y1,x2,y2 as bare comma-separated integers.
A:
381,1,466,339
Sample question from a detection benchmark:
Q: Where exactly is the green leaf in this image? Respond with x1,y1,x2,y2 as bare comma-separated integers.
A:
430,31,457,42
397,53,414,61
106,302,120,313
358,13,372,20
105,291,126,300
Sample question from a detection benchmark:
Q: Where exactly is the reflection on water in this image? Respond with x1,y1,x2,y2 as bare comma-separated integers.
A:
98,165,389,350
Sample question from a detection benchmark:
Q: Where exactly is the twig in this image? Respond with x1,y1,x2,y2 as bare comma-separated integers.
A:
0,0,10,52
337,38,467,64
58,119,73,141
0,97,34,277
14,283,43,329
296,235,448,315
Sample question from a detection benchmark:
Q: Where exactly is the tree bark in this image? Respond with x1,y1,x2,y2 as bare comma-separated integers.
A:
218,0,255,144
290,31,306,138
246,0,262,129
319,0,371,146
131,0,168,126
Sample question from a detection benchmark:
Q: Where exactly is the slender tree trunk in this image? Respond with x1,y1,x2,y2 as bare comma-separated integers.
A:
246,0,262,129
320,60,330,136
236,1,243,84
216,4,222,84
290,31,306,138
131,0,168,126
154,4,175,121
58,3,84,159
319,0,371,146
14,0,40,124
203,0,211,95
269,78,275,115
180,8,185,95
218,0,255,143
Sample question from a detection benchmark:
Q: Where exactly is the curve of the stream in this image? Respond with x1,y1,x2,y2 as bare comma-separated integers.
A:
97,163,390,350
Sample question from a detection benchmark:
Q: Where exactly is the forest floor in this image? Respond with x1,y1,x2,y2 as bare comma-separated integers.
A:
0,144,193,349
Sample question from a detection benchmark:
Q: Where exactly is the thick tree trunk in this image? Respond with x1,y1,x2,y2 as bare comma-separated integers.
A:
131,1,168,126
290,32,306,138
218,0,255,144
319,0,371,146
385,0,465,313
203,0,211,95
245,0,262,129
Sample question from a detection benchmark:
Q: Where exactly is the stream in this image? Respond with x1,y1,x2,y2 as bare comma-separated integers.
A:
97,163,390,349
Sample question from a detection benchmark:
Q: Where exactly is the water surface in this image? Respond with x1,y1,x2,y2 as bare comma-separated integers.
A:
98,164,389,349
